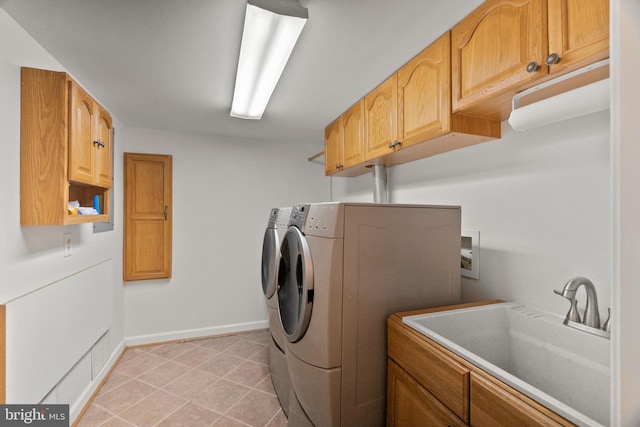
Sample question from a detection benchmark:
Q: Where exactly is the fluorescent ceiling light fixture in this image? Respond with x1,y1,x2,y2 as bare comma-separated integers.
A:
231,0,308,120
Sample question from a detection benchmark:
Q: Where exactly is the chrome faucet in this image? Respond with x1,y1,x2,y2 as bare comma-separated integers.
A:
554,276,610,338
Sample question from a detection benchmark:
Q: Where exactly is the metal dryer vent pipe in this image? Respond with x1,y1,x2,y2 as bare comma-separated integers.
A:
371,164,388,203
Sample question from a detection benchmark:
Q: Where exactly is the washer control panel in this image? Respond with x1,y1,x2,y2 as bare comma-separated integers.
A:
267,208,279,228
289,204,310,230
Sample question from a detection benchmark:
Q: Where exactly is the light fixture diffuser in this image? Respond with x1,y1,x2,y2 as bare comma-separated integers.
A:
231,0,308,120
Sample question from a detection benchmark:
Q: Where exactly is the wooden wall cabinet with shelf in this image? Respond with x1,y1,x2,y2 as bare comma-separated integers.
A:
324,100,370,177
20,67,112,226
324,32,500,177
452,0,610,120
387,302,577,427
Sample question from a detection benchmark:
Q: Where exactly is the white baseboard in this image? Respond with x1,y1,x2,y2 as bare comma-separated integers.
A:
69,340,126,424
124,320,269,347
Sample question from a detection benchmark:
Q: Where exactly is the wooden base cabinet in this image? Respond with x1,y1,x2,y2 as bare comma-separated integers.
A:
20,67,112,226
387,302,577,427
387,360,467,427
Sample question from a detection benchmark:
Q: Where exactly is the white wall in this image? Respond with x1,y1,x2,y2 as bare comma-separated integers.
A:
0,5,125,416
332,112,611,319
121,126,329,342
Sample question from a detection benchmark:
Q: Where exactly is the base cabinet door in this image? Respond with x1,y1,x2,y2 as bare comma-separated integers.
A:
470,373,567,427
387,360,467,427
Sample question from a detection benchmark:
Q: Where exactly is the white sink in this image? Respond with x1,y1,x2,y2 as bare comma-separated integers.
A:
403,302,610,427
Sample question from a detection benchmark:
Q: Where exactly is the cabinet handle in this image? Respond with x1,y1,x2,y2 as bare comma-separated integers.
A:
545,53,561,65
526,61,540,73
336,164,343,170
93,140,105,148
388,140,401,149
164,205,168,220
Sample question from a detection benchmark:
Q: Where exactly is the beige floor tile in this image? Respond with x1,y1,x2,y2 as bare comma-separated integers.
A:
213,417,251,427
195,379,251,414
223,340,267,359
225,390,282,427
266,409,287,427
197,335,241,352
163,367,220,401
93,379,157,414
239,330,271,346
155,402,222,427
172,344,217,367
198,352,245,377
249,346,270,366
119,390,187,427
75,404,114,427
254,375,276,396
98,370,132,396
101,415,136,426
118,348,146,364
223,361,270,388
146,341,197,359
138,360,192,388
116,352,166,377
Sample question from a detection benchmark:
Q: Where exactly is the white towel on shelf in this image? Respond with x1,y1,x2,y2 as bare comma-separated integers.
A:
77,207,99,215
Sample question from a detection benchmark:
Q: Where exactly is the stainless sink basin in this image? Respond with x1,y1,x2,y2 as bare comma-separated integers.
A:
403,302,610,427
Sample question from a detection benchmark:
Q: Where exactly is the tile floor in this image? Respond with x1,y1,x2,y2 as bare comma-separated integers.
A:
76,330,286,427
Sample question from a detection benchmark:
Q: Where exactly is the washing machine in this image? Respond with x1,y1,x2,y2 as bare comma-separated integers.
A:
277,202,461,426
260,207,292,415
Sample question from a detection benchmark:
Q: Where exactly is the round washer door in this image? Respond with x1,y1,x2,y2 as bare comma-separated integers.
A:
261,227,279,299
277,226,314,343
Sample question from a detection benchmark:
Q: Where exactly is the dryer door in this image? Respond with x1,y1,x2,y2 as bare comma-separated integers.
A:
277,226,314,343
261,227,279,299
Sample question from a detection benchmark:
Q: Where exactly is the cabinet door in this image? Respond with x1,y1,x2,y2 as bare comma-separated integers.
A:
470,373,567,427
95,106,112,188
324,117,343,175
547,0,609,74
124,153,173,281
398,32,451,149
387,360,467,427
452,0,547,112
364,74,397,160
341,100,365,169
69,82,96,185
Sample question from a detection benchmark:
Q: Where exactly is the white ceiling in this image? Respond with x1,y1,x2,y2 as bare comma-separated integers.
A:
0,0,483,143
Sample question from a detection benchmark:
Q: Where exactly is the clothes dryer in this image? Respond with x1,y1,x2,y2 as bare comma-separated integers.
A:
277,203,461,426
260,207,292,415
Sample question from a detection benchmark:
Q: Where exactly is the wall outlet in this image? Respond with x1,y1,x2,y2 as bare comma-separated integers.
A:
461,230,479,279
63,233,72,258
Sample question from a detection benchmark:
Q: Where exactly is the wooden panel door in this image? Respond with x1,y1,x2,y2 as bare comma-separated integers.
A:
324,117,343,175
398,32,451,149
69,81,95,184
365,75,397,160
387,360,467,427
94,106,112,188
124,153,172,281
547,0,609,74
341,100,365,169
452,0,547,112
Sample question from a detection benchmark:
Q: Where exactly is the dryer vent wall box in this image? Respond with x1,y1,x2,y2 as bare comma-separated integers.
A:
461,229,480,279
274,202,461,426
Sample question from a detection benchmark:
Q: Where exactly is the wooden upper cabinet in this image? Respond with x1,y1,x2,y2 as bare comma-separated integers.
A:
20,67,111,226
452,0,610,120
365,74,398,160
452,0,547,116
69,81,113,188
341,100,365,169
547,0,609,74
324,118,342,175
95,105,113,188
398,32,451,149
